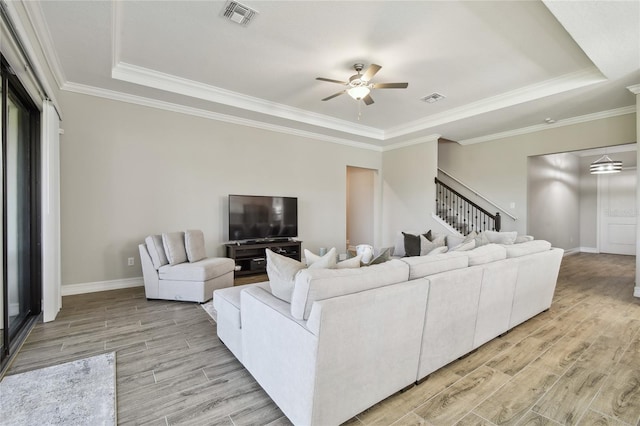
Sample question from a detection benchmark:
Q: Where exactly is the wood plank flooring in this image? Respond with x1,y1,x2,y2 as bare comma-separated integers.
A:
5,253,640,425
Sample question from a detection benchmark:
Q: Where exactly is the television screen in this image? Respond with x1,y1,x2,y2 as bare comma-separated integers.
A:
228,195,298,241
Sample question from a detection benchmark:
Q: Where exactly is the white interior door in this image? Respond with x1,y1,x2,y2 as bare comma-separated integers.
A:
599,168,637,255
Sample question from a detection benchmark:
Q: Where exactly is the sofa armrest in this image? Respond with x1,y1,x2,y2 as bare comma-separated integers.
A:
241,279,429,426
139,244,159,299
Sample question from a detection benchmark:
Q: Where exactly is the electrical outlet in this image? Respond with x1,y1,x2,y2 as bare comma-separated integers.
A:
127,257,134,266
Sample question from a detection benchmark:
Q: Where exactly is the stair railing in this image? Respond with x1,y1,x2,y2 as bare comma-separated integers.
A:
435,177,501,235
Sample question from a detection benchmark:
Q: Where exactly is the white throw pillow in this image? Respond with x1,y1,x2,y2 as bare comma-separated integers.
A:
266,249,305,303
304,247,337,269
419,235,445,255
515,235,535,244
184,229,206,263
427,246,449,255
447,231,476,250
162,232,187,265
484,231,518,245
363,247,393,266
336,254,362,269
452,240,476,251
474,232,490,248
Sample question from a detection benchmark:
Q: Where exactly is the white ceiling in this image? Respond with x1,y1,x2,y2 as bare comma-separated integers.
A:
28,0,640,149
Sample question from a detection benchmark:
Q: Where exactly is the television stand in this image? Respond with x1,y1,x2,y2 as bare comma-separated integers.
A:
225,240,302,277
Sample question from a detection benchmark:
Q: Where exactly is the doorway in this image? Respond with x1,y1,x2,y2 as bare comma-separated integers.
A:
598,167,637,255
346,167,376,252
1,57,42,371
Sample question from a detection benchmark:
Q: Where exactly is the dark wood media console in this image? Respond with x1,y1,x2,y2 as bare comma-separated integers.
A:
225,240,302,276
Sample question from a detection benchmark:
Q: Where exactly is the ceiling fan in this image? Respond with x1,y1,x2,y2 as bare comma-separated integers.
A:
316,63,408,105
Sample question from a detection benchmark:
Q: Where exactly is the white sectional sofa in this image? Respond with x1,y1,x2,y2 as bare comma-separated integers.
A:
213,240,563,425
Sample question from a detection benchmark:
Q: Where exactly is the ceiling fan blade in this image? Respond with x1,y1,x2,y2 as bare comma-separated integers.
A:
322,91,346,101
363,94,374,105
361,64,381,82
316,77,348,85
372,82,409,89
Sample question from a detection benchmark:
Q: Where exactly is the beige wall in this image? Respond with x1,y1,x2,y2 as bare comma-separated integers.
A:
438,114,637,235
381,141,438,247
59,91,382,286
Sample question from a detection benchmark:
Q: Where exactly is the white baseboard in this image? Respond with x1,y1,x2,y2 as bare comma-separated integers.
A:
61,277,144,296
579,247,599,253
563,247,581,256
634,286,640,298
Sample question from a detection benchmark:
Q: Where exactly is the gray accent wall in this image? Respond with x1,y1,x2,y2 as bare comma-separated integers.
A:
528,153,580,250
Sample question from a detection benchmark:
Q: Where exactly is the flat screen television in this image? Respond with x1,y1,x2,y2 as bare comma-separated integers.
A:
228,195,298,242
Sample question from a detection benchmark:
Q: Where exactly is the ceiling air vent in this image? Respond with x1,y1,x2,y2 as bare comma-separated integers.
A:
420,93,446,103
222,1,258,26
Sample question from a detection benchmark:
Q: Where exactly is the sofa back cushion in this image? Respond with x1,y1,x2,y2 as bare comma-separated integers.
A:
185,229,207,263
145,235,169,270
290,259,409,320
400,252,468,280
162,232,187,265
467,244,507,266
504,240,551,258
266,249,305,302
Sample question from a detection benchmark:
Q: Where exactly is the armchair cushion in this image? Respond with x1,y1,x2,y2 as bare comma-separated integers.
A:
162,232,187,265
185,229,206,263
159,257,235,281
145,235,168,269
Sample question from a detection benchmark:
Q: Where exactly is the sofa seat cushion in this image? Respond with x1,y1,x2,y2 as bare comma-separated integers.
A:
467,244,507,266
214,281,270,319
400,251,468,280
503,240,552,258
159,257,235,282
291,259,409,320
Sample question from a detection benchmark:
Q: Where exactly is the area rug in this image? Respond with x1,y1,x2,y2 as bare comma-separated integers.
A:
0,352,116,425
201,300,217,322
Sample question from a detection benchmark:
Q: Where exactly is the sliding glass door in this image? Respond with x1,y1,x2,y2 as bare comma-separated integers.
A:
0,57,41,371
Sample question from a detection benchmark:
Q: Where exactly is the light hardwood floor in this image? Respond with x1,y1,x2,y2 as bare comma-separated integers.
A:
6,253,640,425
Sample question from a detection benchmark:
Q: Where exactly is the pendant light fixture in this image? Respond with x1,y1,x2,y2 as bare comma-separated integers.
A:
590,154,622,174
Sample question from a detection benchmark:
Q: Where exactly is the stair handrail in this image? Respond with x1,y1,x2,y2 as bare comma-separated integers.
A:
435,177,502,233
437,168,518,221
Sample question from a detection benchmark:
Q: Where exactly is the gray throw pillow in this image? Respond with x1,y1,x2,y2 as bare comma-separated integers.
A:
474,232,490,248
363,247,393,266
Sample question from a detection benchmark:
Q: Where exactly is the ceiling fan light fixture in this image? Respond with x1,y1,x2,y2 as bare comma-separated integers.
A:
590,154,622,174
347,85,371,100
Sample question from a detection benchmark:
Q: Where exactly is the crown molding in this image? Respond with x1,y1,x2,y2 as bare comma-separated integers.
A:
458,105,637,145
381,134,441,152
384,66,607,140
20,0,66,89
61,81,383,152
628,84,640,95
111,62,385,140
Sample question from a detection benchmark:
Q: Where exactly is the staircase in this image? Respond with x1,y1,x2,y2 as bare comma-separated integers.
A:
435,177,501,236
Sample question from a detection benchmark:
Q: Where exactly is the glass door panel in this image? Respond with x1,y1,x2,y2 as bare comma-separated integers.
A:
6,93,31,335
